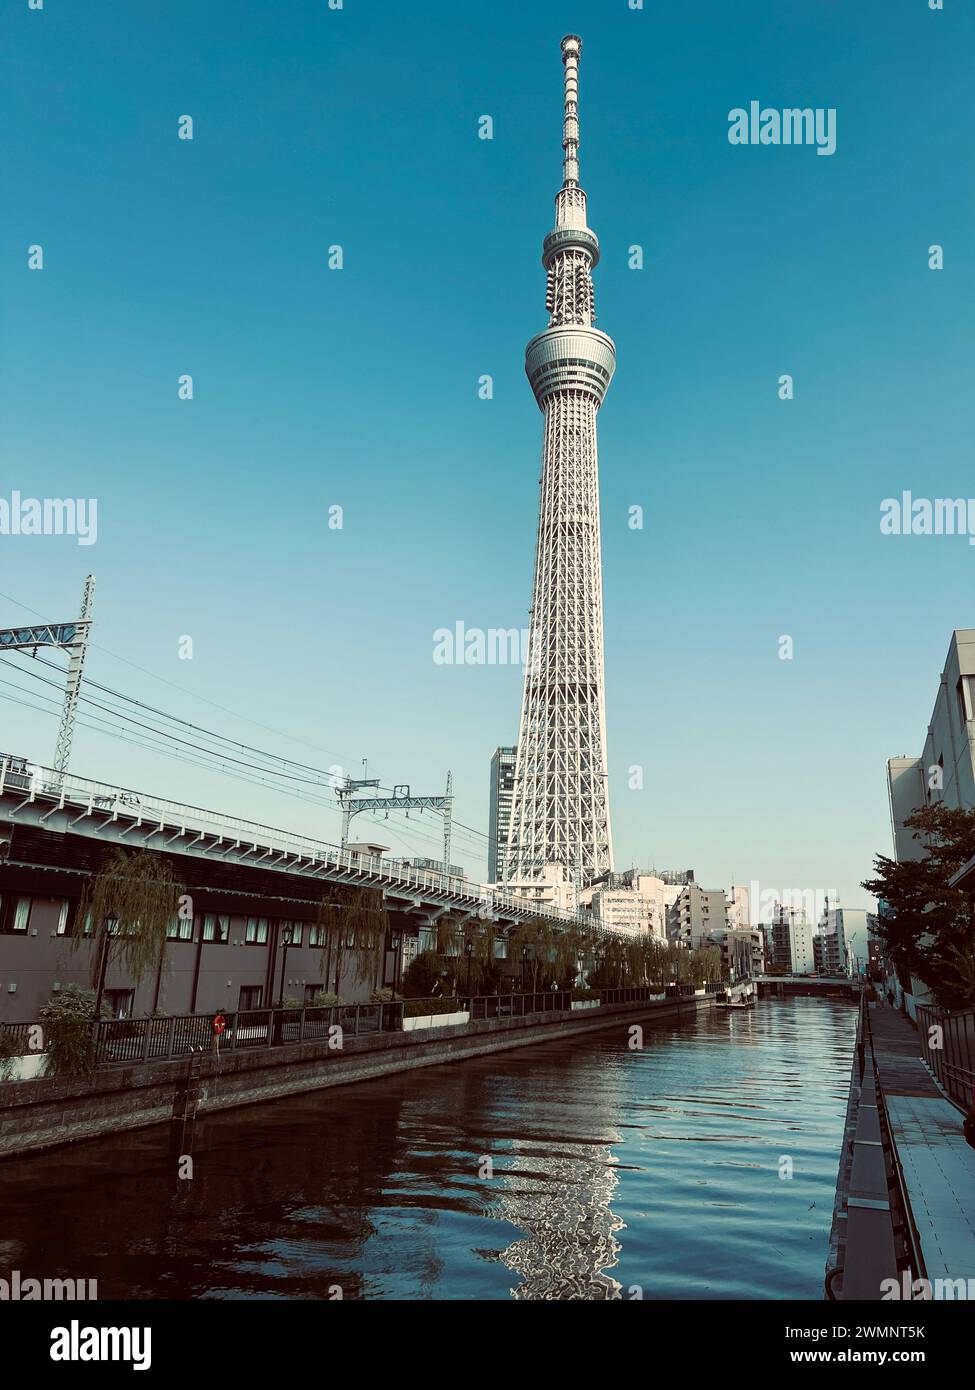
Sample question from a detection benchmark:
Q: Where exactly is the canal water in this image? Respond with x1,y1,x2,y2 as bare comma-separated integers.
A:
0,997,855,1300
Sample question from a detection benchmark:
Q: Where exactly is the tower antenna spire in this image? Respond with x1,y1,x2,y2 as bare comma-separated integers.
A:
560,34,582,188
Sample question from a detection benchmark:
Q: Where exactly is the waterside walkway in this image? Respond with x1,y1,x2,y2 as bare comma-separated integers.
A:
870,1006,975,1291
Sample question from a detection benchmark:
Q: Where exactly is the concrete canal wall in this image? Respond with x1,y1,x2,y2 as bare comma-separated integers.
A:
0,994,712,1158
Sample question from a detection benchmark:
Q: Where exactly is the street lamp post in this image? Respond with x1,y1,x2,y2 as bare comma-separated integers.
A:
521,945,529,994
277,924,294,1009
465,939,474,996
389,929,402,995
92,914,119,1025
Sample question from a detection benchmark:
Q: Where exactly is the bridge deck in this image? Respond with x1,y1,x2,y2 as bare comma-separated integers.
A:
870,1004,975,1288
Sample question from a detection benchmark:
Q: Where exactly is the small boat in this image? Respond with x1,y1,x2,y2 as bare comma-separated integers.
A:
718,988,756,1010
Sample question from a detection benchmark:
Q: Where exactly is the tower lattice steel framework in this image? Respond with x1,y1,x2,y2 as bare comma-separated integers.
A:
506,35,615,888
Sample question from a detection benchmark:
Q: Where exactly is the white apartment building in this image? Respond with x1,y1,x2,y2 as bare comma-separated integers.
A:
503,862,578,914
885,630,975,1009
727,884,751,929
580,873,679,940
708,927,765,978
819,907,872,977
888,630,975,856
669,883,728,950
769,903,815,975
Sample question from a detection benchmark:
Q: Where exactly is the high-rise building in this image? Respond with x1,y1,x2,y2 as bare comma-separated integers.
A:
506,35,615,889
884,630,975,1005
819,906,872,978
887,630,975,860
768,903,815,975
488,746,517,884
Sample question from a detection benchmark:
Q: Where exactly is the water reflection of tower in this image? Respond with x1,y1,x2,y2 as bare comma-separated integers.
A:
491,1053,625,1299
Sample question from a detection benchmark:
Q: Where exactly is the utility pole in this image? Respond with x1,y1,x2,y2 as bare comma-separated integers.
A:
337,777,380,851
55,574,95,776
443,769,453,879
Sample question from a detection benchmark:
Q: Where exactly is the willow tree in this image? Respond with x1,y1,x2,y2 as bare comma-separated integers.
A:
75,847,183,1017
507,915,592,991
455,917,501,994
318,885,388,999
688,945,722,988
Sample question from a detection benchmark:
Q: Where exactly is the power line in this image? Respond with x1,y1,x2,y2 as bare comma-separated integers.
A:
0,681,352,819
0,586,362,768
6,648,484,826
1,588,495,855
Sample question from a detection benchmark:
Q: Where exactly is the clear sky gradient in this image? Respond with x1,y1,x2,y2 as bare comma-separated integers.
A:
2,1,972,907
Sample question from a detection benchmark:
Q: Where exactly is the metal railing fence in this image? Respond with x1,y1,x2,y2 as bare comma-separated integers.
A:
460,991,571,1020
916,1002,975,1112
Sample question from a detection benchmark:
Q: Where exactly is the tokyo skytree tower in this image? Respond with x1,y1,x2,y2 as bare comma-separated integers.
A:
506,35,615,888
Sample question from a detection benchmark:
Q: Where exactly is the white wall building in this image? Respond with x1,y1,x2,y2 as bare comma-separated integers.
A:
580,873,678,940
708,927,765,978
727,884,751,929
769,903,815,975
887,630,975,850
504,862,578,914
669,884,728,950
884,630,975,1010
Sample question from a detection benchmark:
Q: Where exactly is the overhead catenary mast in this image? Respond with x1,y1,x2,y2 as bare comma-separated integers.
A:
0,573,95,777
505,35,615,889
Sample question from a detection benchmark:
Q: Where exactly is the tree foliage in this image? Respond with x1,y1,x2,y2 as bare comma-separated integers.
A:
318,885,389,996
75,847,183,995
399,913,722,998
862,803,975,1009
38,984,109,1075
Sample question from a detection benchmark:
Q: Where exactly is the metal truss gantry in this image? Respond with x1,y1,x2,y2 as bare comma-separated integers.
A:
0,574,95,775
506,35,615,888
337,771,454,876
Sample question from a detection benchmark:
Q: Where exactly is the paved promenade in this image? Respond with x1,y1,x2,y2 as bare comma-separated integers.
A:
871,1005,975,1289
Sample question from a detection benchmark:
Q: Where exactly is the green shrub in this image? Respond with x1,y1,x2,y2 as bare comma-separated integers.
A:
402,950,446,998
369,987,397,1003
309,990,343,1008
38,984,107,1076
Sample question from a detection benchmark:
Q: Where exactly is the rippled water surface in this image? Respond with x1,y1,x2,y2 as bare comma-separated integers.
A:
0,998,855,1299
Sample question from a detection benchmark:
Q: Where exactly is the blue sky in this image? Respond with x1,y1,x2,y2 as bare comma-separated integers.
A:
2,0,972,907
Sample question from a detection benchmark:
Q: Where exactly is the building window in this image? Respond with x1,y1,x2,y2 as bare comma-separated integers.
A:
238,985,263,1010
308,923,327,947
958,675,975,726
55,900,70,936
104,989,135,1020
245,917,269,944
2,896,32,934
288,922,303,946
303,984,321,1005
202,913,230,943
166,913,194,941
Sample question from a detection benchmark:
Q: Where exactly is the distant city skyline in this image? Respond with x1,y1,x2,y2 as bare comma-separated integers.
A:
3,0,971,910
